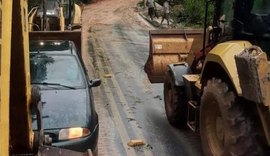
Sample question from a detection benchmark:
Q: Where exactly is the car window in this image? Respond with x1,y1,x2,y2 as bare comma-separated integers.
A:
30,54,85,88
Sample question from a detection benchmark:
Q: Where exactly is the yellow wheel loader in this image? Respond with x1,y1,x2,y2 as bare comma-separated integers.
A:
28,0,82,31
144,0,270,155
0,1,90,155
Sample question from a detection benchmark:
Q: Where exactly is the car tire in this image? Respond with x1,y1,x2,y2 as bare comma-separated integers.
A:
164,71,187,127
200,78,265,156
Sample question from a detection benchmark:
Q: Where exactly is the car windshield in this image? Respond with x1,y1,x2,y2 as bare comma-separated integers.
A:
30,54,85,88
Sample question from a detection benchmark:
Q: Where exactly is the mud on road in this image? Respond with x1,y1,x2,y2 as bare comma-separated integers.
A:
81,0,203,156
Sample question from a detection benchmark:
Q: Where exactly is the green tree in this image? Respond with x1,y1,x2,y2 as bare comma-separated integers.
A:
177,0,214,27
183,0,206,26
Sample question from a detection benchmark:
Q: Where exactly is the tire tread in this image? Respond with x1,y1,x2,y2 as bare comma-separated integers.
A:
201,78,265,156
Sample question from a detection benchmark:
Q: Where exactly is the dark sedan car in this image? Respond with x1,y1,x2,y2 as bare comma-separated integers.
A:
30,40,100,154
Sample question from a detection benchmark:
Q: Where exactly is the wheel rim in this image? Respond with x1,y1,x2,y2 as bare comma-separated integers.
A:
200,79,263,156
206,100,225,155
215,116,224,144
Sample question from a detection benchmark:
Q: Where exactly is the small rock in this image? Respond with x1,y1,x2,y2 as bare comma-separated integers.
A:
154,95,162,100
104,74,112,78
145,144,153,150
127,118,135,122
127,139,145,147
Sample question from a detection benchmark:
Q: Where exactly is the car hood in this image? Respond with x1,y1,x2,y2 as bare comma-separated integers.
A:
32,89,90,130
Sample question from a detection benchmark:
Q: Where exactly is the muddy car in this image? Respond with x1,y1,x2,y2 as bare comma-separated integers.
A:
30,40,100,155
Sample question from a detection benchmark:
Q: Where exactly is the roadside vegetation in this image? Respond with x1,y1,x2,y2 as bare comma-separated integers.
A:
140,0,214,28
28,0,213,27
165,0,214,27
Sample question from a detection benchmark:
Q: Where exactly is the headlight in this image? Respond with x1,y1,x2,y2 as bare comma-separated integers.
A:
58,127,90,141
39,41,44,46
53,42,61,46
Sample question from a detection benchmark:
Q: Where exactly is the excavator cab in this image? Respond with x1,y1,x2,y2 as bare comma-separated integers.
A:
61,0,75,26
209,0,270,55
234,0,270,56
29,0,64,31
234,0,270,36
28,0,81,31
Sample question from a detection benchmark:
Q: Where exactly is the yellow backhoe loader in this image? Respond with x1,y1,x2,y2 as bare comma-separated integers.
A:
144,0,270,155
28,0,82,31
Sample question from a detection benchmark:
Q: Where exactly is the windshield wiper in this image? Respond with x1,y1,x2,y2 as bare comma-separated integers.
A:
32,82,76,89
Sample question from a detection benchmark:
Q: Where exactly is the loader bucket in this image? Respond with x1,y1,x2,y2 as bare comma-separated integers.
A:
144,29,204,83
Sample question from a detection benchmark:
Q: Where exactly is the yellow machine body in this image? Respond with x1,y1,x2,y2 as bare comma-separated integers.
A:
0,0,33,154
9,0,33,153
144,0,270,153
73,4,82,26
28,0,82,31
202,41,252,95
0,1,13,155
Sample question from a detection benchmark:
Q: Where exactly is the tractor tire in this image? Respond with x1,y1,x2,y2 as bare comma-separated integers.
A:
200,78,264,156
163,71,187,127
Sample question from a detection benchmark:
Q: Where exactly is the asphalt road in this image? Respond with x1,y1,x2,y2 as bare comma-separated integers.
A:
81,1,204,155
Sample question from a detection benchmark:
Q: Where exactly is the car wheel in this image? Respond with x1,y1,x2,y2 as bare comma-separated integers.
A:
200,78,264,156
164,70,187,127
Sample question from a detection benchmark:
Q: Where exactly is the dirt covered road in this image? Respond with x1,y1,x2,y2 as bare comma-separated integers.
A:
81,0,203,156
81,0,153,78
82,0,152,28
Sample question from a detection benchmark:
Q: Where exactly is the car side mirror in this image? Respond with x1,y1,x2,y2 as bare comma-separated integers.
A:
89,79,101,87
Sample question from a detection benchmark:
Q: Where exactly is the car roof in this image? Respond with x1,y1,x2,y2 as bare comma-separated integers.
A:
29,40,76,55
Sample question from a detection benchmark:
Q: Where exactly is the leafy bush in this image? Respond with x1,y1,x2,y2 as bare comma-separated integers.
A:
154,0,213,27
182,0,205,26
169,0,184,5
177,0,214,27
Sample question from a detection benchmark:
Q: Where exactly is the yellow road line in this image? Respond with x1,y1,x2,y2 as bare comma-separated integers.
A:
94,33,154,156
92,33,137,156
110,73,154,156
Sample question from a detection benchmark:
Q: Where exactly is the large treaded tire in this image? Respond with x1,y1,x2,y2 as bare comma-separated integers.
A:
163,71,187,127
200,78,265,156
